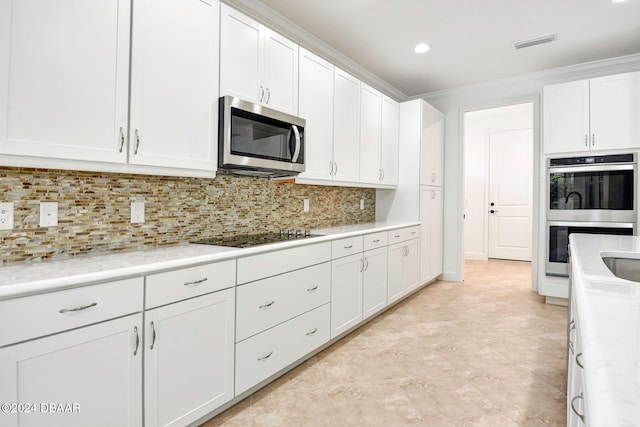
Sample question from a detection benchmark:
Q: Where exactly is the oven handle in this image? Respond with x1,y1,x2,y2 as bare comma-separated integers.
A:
547,221,635,228
291,125,301,163
549,164,635,174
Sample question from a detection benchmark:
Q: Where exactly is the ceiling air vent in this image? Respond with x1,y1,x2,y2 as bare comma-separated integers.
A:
513,34,557,50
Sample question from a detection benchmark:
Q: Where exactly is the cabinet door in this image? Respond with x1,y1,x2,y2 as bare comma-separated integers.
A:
263,29,298,115
331,253,363,338
543,80,590,154
333,68,360,182
590,72,640,151
359,83,382,184
0,314,142,427
0,0,130,164
420,186,443,283
297,48,334,181
363,247,388,320
144,289,235,427
129,0,218,171
404,239,421,292
380,95,399,186
387,242,406,304
421,102,445,186
219,4,262,103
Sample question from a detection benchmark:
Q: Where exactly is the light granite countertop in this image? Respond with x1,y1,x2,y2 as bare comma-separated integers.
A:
569,233,640,427
0,221,419,300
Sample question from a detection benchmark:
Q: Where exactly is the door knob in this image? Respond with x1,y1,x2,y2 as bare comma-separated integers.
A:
490,210,497,214
490,202,495,206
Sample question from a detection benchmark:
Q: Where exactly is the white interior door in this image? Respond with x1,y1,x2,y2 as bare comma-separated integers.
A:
488,129,533,261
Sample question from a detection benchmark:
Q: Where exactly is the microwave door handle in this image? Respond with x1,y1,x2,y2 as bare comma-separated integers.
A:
291,125,301,163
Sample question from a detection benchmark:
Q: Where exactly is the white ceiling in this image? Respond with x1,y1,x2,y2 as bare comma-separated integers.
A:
256,0,640,97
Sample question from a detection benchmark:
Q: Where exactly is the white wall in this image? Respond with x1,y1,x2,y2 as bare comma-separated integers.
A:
464,103,533,260
421,53,640,283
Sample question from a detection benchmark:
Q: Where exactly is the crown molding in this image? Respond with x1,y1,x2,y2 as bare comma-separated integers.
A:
417,53,640,103
222,0,409,101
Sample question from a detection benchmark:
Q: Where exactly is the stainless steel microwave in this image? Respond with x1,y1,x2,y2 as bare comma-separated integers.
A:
218,96,305,177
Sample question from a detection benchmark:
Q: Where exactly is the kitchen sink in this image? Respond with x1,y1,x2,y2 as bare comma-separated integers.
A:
602,256,640,282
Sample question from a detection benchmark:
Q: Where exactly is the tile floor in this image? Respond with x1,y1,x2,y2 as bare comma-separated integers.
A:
204,259,568,426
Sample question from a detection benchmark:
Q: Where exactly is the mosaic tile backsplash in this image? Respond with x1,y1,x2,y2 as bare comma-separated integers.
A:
0,168,375,265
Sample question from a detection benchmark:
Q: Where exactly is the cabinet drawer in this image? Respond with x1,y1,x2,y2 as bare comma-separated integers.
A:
236,262,330,342
332,236,364,259
0,278,143,347
235,303,330,395
387,226,420,244
237,242,331,284
145,260,235,309
363,231,387,251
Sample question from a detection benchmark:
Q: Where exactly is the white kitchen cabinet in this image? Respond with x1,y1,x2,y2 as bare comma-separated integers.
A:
144,288,235,427
297,48,334,181
219,4,298,115
567,298,588,426
0,314,142,427
420,186,443,284
331,252,364,338
420,102,445,186
543,72,640,154
387,238,420,304
359,83,383,184
128,0,219,171
0,0,130,164
363,246,388,320
380,96,400,186
332,68,361,182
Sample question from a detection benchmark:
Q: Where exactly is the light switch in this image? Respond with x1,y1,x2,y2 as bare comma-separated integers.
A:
40,202,58,227
303,199,310,212
360,199,365,210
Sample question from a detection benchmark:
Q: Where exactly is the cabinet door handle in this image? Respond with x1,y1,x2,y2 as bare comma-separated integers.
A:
257,350,274,361
134,129,140,155
592,133,595,147
344,244,353,249
59,302,97,314
150,321,156,350
259,85,265,102
394,234,401,239
576,352,584,369
432,191,436,200
133,326,140,356
584,134,588,147
118,127,125,153
432,173,436,183
364,258,369,271
381,169,385,181
373,239,380,243
334,162,338,176
259,301,275,309
570,394,585,423
360,258,364,272
330,161,334,176
184,277,208,286
265,87,271,104
306,328,318,336
307,285,319,292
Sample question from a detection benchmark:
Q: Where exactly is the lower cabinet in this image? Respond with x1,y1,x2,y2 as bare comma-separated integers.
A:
331,253,364,338
235,304,330,395
387,238,420,304
144,288,235,427
363,246,388,320
0,314,143,427
567,299,588,426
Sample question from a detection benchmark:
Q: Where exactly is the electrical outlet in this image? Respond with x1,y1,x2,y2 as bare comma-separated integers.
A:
360,199,365,210
40,202,58,227
303,199,310,212
131,201,145,224
0,202,14,230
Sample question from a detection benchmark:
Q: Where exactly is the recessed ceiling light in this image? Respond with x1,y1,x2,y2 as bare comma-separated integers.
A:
611,0,627,3
414,43,430,54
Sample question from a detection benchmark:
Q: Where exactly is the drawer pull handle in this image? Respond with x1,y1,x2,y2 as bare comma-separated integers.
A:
570,394,585,423
59,302,97,314
150,321,156,350
133,326,140,356
344,244,353,249
372,239,380,243
306,328,318,336
259,301,275,309
307,285,319,292
411,231,416,235
568,340,574,354
394,235,401,238
576,353,584,369
184,277,208,286
257,351,274,361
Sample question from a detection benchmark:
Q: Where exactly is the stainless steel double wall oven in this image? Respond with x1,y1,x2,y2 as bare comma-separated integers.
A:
546,153,637,276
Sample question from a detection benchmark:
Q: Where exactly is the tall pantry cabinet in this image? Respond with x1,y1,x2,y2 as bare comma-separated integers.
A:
377,99,444,286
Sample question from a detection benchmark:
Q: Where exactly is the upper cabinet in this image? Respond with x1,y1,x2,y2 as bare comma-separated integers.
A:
0,0,131,164
380,96,400,186
129,0,219,171
219,4,298,115
332,68,361,182
420,102,444,187
359,83,383,184
543,72,640,154
0,0,220,177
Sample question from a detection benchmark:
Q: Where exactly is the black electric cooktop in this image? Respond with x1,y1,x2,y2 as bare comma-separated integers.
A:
192,231,320,248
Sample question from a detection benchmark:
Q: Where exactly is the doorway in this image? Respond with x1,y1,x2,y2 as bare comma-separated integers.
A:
463,102,534,262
